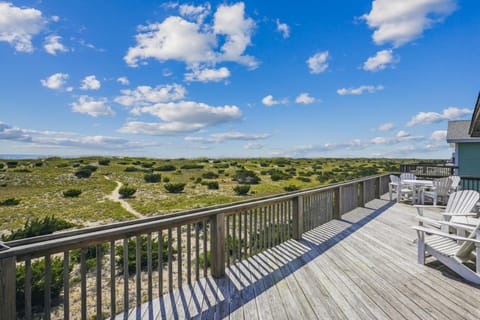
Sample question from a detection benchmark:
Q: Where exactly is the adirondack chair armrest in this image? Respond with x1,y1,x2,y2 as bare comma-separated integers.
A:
441,212,478,217
416,216,441,226
414,205,447,209
414,205,446,216
437,221,476,232
412,226,480,244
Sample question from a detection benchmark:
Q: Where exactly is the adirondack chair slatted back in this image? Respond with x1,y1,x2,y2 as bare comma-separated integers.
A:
445,190,480,213
449,175,461,191
400,173,416,181
432,177,453,197
390,175,400,184
456,220,480,260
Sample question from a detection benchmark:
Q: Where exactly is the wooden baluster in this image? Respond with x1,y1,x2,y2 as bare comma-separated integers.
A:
81,248,87,320
123,239,129,313
177,226,182,288
158,229,164,296
186,224,191,285
135,236,141,305
110,241,116,316
96,244,102,319
147,233,153,302
26,258,32,320
168,228,173,292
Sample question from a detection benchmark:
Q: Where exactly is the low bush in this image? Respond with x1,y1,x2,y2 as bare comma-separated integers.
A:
233,169,260,184
98,159,110,165
0,198,20,206
154,164,176,171
141,162,154,168
202,171,219,179
164,183,186,193
202,181,219,190
124,166,140,172
119,185,136,198
0,163,4,169
2,215,76,241
116,235,172,275
284,184,299,192
6,161,18,168
144,173,161,183
16,257,67,314
74,165,97,178
233,185,250,195
296,176,311,183
163,176,170,183
180,164,204,170
63,188,82,197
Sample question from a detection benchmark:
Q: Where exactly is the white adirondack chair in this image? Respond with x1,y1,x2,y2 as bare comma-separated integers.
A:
415,190,480,232
449,175,461,192
413,220,480,284
389,175,413,202
421,177,453,206
400,173,417,181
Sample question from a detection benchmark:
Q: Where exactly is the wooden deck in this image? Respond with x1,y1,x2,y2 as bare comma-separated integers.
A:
118,198,480,320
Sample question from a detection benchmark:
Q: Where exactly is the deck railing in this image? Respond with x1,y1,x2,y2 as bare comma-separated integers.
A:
400,163,456,178
0,173,391,320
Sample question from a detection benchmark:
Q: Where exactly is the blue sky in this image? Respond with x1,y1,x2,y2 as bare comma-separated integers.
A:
0,0,479,158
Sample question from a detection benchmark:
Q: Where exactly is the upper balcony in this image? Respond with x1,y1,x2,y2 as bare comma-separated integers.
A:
1,173,479,319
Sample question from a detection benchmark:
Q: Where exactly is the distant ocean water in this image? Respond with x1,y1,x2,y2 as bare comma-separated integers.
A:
0,154,47,159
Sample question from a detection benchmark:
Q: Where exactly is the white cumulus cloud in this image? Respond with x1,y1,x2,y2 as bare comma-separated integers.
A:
124,3,257,69
362,0,456,47
117,77,130,85
337,85,384,95
407,107,472,127
262,95,287,106
295,93,316,104
71,96,115,117
119,101,242,135
185,67,230,82
40,73,72,91
244,142,264,150
0,2,47,52
115,84,186,107
179,3,211,24
276,19,290,38
44,35,68,55
363,49,397,71
430,130,447,141
377,122,395,131
80,75,101,90
307,51,329,74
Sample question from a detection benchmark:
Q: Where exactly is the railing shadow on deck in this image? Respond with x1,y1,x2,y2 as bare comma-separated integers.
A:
124,199,396,319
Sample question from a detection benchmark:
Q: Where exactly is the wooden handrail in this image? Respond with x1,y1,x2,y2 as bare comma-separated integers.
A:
0,172,391,320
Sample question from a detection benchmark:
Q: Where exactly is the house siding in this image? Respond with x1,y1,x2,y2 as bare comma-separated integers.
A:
458,142,480,176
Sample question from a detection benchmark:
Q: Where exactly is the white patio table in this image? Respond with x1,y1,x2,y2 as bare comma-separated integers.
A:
399,179,433,204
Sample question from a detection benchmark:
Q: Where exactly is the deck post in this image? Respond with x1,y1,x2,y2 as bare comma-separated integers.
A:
0,256,16,319
376,177,382,199
210,212,225,278
359,181,365,207
292,195,304,240
334,187,342,219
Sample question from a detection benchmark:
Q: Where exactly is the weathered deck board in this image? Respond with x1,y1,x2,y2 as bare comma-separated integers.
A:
118,197,480,319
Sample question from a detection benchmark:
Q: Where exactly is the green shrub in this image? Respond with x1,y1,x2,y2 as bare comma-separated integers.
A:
154,164,176,171
98,159,110,165
196,250,211,268
163,177,170,183
124,166,140,172
16,257,67,314
144,173,161,183
0,163,4,169
180,164,204,170
63,188,82,197
202,171,219,179
116,235,172,275
204,181,219,190
164,183,186,193
74,165,96,178
141,162,154,168
0,198,20,206
2,215,76,241
284,185,299,192
119,185,136,198
13,168,31,173
70,244,108,271
6,161,17,168
233,185,250,195
269,169,291,181
233,170,260,184
297,176,312,183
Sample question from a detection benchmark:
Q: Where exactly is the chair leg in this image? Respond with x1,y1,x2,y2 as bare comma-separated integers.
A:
417,232,425,264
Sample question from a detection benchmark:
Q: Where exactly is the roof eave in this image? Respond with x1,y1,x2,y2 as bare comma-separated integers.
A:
468,91,480,137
